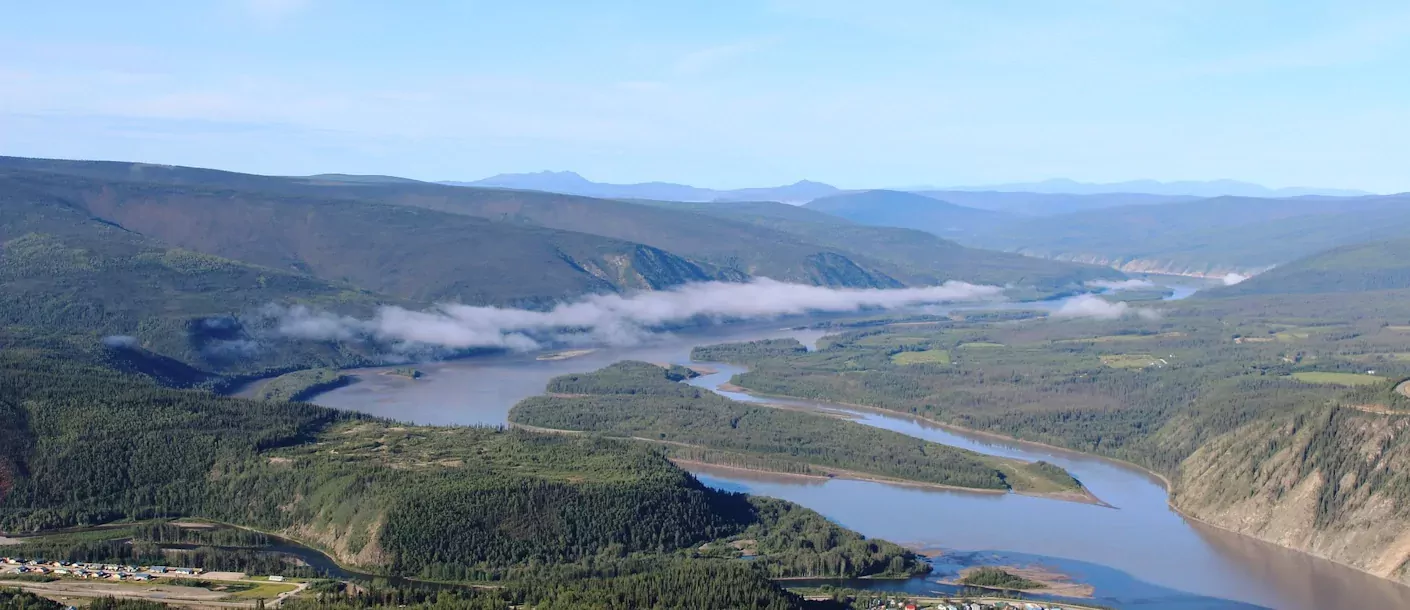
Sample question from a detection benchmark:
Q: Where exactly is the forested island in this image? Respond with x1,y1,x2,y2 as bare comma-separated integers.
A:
252,367,351,402
687,288,1410,585
509,361,1089,499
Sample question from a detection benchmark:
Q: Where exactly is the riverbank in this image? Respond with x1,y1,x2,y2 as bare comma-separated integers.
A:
720,380,1410,595
720,378,1174,486
948,565,1096,598
514,416,1106,505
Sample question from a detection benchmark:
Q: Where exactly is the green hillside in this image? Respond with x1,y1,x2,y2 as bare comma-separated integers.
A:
958,194,1410,273
805,189,1010,238
0,340,927,588
1207,238,1410,296
912,190,1194,216
0,155,1124,293
2,169,728,307
375,185,903,288
0,177,392,374
509,361,1086,495
646,199,1123,290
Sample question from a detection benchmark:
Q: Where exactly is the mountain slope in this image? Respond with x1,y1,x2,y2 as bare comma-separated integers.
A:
805,189,1010,238
0,175,400,373
948,178,1370,198
384,186,1130,291
648,199,1124,290
358,185,906,288
0,155,1122,295
1173,402,1410,583
0,345,926,588
912,190,1194,216
1207,238,1410,297
960,194,1410,275
0,168,729,307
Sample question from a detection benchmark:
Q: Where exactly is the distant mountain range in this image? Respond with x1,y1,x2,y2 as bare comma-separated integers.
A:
440,171,1374,203
441,171,841,204
942,178,1372,198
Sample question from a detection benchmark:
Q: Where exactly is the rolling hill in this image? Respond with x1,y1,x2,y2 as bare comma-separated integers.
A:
911,190,1194,216
945,178,1370,198
343,185,1122,291
956,194,1410,275
0,174,401,374
646,199,1122,290
0,155,1122,293
1205,238,1410,297
0,167,731,306
804,189,1011,238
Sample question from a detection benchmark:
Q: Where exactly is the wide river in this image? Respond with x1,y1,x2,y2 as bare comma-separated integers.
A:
301,289,1410,610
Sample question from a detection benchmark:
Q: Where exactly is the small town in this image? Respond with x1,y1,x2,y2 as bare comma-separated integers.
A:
1,556,289,583
861,596,1091,610
3,555,203,581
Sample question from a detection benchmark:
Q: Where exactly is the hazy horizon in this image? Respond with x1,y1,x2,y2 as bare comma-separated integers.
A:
3,1,1408,192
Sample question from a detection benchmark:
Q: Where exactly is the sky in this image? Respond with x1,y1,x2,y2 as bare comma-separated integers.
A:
2,0,1408,192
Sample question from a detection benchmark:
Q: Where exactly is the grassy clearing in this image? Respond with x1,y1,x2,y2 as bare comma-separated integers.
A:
890,349,952,365
855,335,929,346
1345,352,1410,363
958,342,1005,349
1289,372,1385,386
1274,325,1347,342
1099,354,1162,369
1054,332,1183,344
224,581,298,599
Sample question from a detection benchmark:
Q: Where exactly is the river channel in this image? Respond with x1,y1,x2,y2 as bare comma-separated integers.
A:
300,285,1410,610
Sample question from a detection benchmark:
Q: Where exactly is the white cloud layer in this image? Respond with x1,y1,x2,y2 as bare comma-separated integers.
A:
269,279,1005,351
1087,279,1156,292
1051,294,1160,321
1222,273,1249,286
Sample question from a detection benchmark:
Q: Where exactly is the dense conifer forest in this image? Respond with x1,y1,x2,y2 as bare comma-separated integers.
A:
0,329,928,606
510,361,1083,494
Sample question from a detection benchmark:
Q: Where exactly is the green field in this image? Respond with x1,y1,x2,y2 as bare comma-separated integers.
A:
1100,354,1162,369
855,335,929,346
890,349,952,365
225,581,298,599
958,342,1005,349
1289,372,1385,386
1274,325,1347,342
1054,332,1183,344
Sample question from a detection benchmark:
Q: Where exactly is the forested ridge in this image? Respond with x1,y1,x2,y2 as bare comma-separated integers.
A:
0,331,928,607
509,361,1084,494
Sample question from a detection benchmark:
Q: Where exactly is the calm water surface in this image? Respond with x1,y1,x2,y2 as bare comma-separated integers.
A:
305,282,1410,610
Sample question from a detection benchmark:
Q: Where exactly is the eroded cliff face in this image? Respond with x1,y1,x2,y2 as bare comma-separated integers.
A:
1172,406,1410,584
1019,251,1270,279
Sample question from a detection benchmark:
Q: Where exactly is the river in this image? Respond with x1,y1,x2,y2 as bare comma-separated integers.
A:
300,280,1410,610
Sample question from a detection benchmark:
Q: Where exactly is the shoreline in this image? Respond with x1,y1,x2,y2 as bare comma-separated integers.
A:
726,382,1410,591
945,565,1095,599
505,417,1103,505
670,458,1013,497
732,384,1173,489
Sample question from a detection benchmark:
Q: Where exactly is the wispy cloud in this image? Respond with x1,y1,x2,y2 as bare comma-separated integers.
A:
674,41,766,75
1052,295,1160,321
266,278,1004,351
242,0,313,23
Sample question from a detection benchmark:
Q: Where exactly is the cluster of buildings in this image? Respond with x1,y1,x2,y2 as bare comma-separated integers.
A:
867,599,1075,610
1,557,204,581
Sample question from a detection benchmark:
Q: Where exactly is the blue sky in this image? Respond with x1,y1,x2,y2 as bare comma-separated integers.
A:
2,0,1408,191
